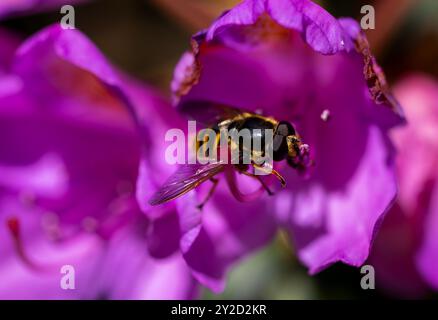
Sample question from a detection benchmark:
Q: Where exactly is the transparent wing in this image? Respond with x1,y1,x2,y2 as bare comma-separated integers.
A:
180,101,245,127
148,162,226,206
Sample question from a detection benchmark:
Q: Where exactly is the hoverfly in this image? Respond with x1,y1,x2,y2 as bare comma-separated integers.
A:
149,102,311,208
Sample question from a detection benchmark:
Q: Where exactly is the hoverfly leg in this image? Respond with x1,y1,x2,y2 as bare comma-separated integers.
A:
197,178,219,211
256,176,274,196
237,167,274,196
252,163,286,188
225,167,265,202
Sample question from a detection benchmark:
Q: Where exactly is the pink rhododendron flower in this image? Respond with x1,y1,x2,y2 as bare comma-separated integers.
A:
137,0,404,292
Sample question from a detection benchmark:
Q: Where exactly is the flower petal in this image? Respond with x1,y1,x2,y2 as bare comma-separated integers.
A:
389,75,438,292
416,187,438,290
176,181,277,292
266,0,348,54
282,126,396,273
0,198,104,299
0,25,142,231
207,0,348,55
369,203,430,298
97,226,197,300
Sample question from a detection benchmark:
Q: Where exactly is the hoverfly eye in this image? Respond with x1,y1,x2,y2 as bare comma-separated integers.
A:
273,134,284,151
273,134,288,161
276,121,296,136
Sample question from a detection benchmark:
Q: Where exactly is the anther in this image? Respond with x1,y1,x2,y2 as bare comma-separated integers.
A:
321,109,331,122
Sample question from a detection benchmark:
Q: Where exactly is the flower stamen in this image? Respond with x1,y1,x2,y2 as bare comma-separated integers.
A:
6,217,44,271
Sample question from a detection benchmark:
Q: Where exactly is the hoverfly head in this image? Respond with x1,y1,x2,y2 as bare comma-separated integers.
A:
286,135,313,174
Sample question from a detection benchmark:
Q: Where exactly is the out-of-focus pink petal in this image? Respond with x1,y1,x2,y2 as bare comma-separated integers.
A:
391,75,438,292
369,202,430,298
416,188,438,290
369,74,438,297
0,25,197,299
0,198,104,299
392,75,438,214
97,226,197,300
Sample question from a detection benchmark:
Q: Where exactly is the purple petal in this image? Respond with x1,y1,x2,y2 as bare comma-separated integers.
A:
282,126,396,273
390,75,438,292
176,179,277,292
369,202,430,298
124,76,189,217
13,24,130,114
0,100,141,228
0,154,68,198
206,0,348,55
416,189,438,290
0,25,142,230
146,210,181,259
97,226,197,300
0,198,104,299
392,76,438,213
0,234,103,299
206,0,265,41
1,24,199,299
266,0,348,54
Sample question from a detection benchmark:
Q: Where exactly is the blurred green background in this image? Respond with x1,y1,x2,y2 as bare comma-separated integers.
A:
2,0,437,299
